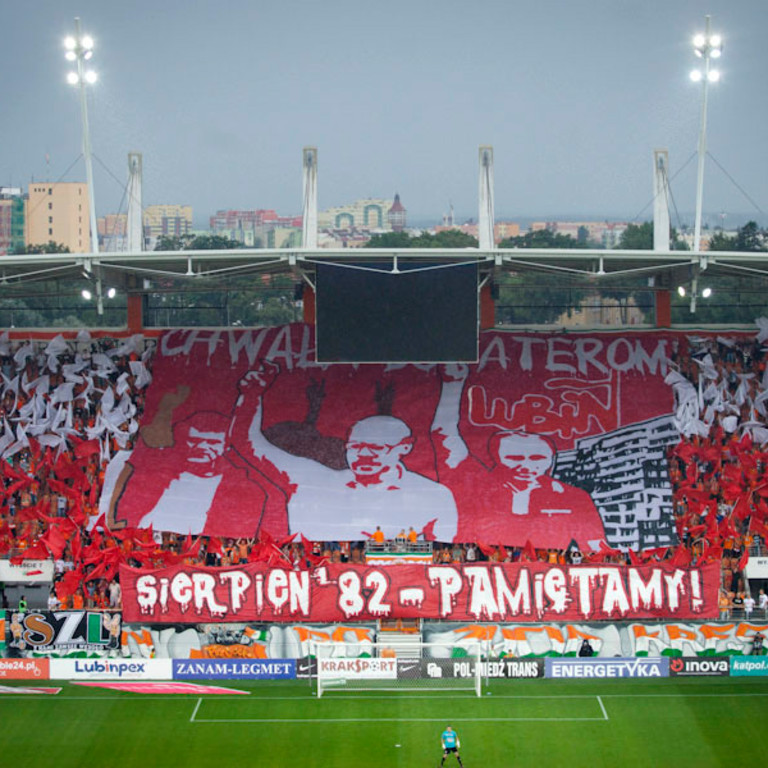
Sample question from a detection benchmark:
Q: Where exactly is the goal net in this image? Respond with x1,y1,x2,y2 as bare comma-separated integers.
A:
314,641,483,697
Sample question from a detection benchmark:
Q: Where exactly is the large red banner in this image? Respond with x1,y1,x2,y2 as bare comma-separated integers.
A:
120,562,720,624
102,325,680,550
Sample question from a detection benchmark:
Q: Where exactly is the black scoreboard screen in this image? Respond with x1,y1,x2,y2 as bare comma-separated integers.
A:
315,261,478,364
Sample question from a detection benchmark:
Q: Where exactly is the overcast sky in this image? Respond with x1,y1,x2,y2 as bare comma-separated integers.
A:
4,0,767,228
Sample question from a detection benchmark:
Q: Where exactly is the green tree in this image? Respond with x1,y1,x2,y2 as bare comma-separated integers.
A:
616,222,687,251
709,221,766,252
154,235,189,251
498,229,587,249
154,234,243,251
11,241,71,254
365,230,479,248
617,222,653,250
412,230,478,248
365,232,413,248
186,235,243,250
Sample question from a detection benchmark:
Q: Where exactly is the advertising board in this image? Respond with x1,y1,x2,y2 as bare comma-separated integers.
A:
0,658,49,679
669,657,729,677
317,657,397,680
545,657,669,678
49,658,173,680
730,657,768,676
172,659,296,680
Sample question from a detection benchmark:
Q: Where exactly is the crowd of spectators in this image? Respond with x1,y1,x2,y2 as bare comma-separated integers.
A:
666,331,768,617
1,327,768,621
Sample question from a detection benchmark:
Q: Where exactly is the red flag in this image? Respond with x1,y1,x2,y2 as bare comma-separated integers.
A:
735,496,754,520
68,501,87,528
521,540,536,562
705,544,723,563
300,534,325,567
4,477,33,496
599,540,623,557
475,541,498,559
207,536,223,555
749,516,768,540
669,545,692,567
88,479,99,509
90,512,106,531
737,548,750,572
73,438,100,459
40,525,69,560
10,542,49,563
56,568,83,601
70,528,82,563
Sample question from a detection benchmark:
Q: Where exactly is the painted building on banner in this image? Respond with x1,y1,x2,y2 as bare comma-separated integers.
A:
554,414,679,550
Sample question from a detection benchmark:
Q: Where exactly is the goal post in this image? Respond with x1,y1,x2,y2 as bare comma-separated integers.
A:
314,641,483,698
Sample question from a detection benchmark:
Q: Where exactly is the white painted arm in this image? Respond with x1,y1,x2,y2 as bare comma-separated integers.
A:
431,364,470,469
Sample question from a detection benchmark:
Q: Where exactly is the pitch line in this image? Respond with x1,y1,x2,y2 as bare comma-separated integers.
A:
597,695,609,720
192,716,609,724
3,692,768,702
597,692,768,699
190,698,202,723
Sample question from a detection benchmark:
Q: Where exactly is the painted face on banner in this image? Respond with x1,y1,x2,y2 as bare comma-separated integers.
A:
185,427,226,466
495,432,554,483
174,412,231,476
345,416,413,483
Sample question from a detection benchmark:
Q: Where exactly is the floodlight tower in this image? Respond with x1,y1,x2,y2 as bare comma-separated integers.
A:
64,17,99,254
690,15,722,255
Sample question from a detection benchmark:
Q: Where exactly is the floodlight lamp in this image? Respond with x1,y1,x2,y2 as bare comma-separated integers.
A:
702,287,712,298
693,34,706,49
107,287,116,299
81,35,94,50
66,72,80,85
694,48,703,58
83,50,93,60
64,37,76,50
708,70,720,83
81,289,92,300
84,70,98,84
710,48,721,59
709,34,722,48
677,286,686,297
65,51,77,61
690,70,703,82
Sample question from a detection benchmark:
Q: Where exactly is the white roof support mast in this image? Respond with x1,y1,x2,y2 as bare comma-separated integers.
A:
126,152,143,252
478,145,495,252
653,149,671,252
302,147,318,250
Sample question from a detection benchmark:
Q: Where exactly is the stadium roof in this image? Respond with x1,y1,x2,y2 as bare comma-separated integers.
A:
3,247,768,292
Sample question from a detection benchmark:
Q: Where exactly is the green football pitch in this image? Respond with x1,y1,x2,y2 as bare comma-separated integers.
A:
1,677,766,767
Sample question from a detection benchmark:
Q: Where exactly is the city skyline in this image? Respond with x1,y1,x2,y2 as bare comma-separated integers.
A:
4,0,768,231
